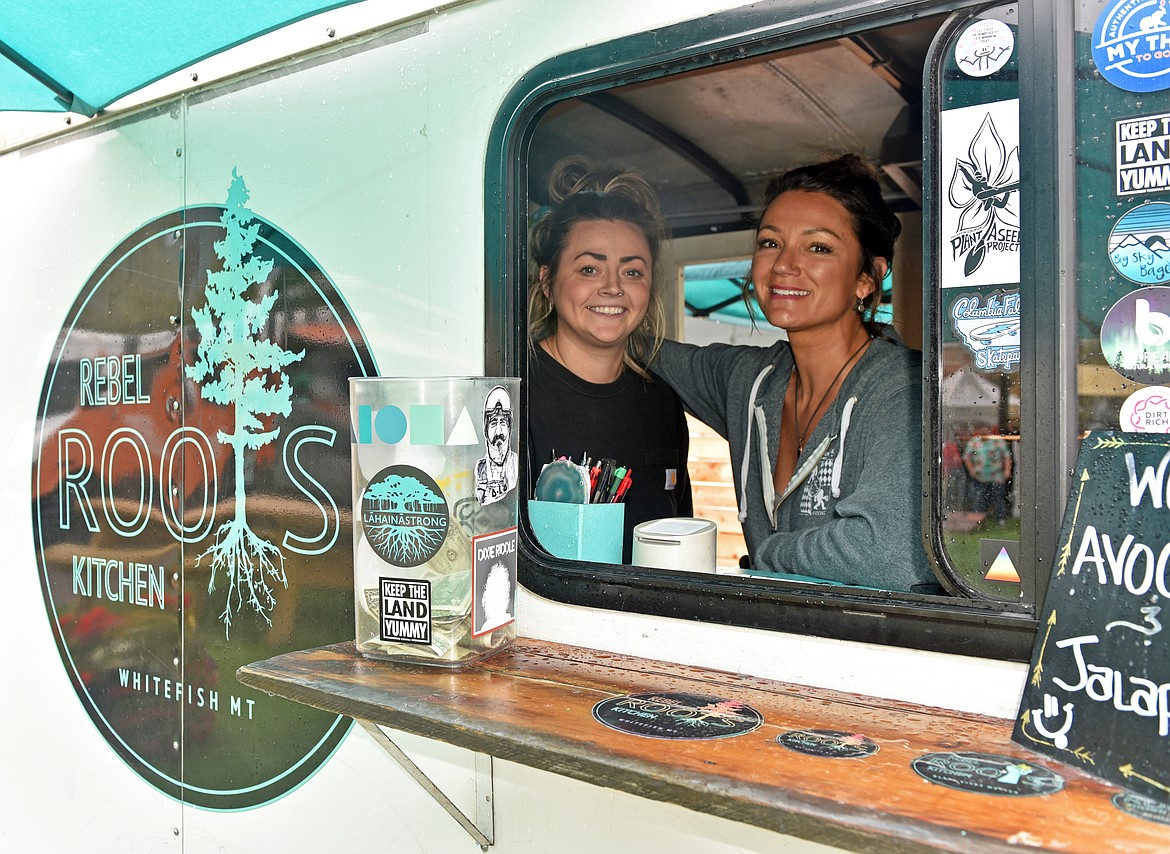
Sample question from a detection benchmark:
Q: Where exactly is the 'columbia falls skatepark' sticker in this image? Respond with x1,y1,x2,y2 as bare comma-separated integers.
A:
591,692,764,740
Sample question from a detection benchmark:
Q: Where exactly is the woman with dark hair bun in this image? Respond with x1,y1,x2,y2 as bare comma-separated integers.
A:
527,156,691,562
653,154,936,592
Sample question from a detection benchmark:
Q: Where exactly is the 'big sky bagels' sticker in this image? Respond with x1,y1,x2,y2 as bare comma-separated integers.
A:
1109,201,1170,284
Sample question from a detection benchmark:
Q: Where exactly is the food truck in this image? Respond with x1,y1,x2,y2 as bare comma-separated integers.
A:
4,0,1169,850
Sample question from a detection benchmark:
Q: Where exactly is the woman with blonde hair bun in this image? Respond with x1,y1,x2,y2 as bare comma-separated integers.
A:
527,156,691,562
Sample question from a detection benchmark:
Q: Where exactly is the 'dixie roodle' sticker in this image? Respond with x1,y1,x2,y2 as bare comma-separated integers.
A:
361,465,450,567
592,692,763,740
776,729,879,759
1113,790,1170,825
911,752,1064,797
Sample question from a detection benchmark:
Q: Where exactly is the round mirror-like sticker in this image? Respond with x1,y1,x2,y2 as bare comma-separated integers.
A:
777,729,879,759
360,465,450,566
1102,287,1170,385
1120,386,1170,432
592,692,763,740
954,18,1014,78
1113,790,1170,825
1108,202,1170,285
911,752,1064,797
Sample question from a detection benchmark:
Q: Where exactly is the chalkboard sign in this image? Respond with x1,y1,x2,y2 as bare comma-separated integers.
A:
1013,432,1170,803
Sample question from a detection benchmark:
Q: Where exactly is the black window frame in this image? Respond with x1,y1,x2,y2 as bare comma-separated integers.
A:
484,0,1075,661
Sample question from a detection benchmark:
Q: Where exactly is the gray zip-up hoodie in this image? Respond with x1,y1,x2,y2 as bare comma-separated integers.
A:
653,335,935,592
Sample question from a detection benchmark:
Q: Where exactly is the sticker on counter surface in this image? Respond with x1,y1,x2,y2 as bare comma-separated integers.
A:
949,290,1021,372
1102,286,1170,384
940,100,1020,288
592,692,763,740
1117,113,1170,195
1109,202,1170,284
777,729,879,759
911,752,1064,797
1120,385,1170,431
1093,0,1170,93
1113,790,1170,824
954,18,1014,78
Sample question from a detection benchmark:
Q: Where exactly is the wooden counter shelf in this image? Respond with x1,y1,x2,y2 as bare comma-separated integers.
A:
237,638,1169,853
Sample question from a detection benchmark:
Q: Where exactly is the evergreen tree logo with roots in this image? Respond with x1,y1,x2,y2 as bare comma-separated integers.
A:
188,170,305,636
361,466,450,567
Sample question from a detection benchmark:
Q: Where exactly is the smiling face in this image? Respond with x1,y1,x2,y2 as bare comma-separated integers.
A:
751,190,881,337
541,219,652,355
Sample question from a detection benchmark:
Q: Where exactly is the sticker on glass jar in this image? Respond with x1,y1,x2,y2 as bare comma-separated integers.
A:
379,577,431,645
472,527,517,636
592,692,763,740
1102,287,1170,384
777,728,879,759
475,385,519,506
911,751,1064,797
361,464,450,566
1120,386,1170,431
1109,202,1170,284
954,18,1014,78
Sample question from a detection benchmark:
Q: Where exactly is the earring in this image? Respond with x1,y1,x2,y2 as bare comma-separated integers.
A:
856,297,866,313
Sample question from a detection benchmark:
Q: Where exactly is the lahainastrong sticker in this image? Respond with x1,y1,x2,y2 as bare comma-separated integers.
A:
361,465,450,566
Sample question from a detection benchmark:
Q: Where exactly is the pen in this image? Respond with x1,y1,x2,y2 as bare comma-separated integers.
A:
606,467,627,502
613,469,633,503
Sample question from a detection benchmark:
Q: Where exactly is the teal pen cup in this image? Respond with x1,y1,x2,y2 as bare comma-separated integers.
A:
528,500,624,563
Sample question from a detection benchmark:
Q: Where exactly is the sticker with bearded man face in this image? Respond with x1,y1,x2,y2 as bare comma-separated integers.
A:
474,385,519,505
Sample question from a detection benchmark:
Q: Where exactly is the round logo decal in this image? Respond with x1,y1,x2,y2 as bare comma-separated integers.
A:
1113,789,1170,824
361,465,450,566
1121,386,1170,431
1094,0,1170,93
591,692,763,740
1102,286,1170,384
776,728,879,759
32,172,373,809
1108,202,1170,284
911,752,1064,797
954,19,1015,78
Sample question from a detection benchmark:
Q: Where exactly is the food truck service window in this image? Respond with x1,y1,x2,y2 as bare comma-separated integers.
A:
485,0,1078,660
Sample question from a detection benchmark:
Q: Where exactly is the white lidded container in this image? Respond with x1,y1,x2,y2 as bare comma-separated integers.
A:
631,517,718,573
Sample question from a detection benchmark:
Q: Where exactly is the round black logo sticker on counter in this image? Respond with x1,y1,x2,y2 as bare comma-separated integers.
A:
592,692,763,740
1113,790,1170,826
911,752,1064,797
777,728,879,759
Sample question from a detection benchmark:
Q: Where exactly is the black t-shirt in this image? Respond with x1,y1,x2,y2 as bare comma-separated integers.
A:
526,344,692,562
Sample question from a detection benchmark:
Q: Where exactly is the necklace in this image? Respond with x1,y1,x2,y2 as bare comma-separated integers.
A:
791,336,871,455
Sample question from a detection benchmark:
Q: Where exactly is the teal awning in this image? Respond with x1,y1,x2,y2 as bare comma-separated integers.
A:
0,1,366,116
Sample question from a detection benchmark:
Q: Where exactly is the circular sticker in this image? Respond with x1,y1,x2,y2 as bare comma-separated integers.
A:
954,19,1015,78
1094,0,1170,93
1102,287,1170,384
1113,789,1170,824
361,465,450,566
1121,386,1170,431
777,729,879,759
911,752,1064,797
1108,202,1170,284
591,692,763,740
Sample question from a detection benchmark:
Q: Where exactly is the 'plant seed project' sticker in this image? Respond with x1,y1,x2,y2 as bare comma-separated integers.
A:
1112,790,1170,825
911,752,1064,797
592,692,763,740
776,729,879,759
